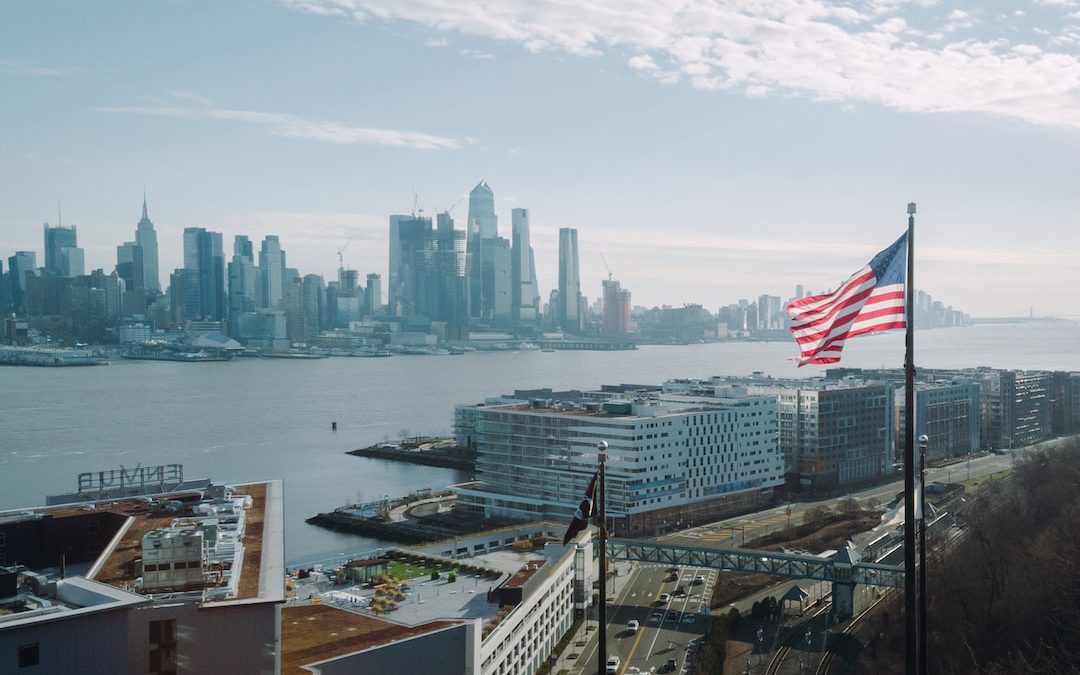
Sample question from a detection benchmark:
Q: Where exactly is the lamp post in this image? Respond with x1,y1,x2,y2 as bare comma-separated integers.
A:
757,627,764,666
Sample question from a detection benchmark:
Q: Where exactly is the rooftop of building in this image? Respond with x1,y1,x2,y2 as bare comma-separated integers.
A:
488,396,759,420
280,604,458,675
0,479,283,609
0,573,148,630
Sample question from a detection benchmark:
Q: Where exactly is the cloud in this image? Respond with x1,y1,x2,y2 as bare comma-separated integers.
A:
284,0,1080,130
460,48,495,59
0,59,68,77
425,38,449,47
96,95,466,150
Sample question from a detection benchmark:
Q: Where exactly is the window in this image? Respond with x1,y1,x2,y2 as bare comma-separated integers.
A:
149,619,178,675
19,643,39,668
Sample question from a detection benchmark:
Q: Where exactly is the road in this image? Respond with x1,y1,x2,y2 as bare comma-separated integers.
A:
557,439,1058,673
661,444,1030,550
567,563,717,675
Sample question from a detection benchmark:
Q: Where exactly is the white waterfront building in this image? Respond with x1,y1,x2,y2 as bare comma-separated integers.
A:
455,389,783,536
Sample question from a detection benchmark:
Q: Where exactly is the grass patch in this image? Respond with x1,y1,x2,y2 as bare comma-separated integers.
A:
387,560,458,580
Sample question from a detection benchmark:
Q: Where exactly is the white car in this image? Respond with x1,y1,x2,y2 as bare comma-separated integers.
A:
605,655,621,674
627,619,640,633
657,593,672,604
693,575,706,585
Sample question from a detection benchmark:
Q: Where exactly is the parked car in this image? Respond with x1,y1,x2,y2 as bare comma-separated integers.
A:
605,655,621,674
674,585,687,597
657,593,672,604
692,575,706,585
663,657,678,672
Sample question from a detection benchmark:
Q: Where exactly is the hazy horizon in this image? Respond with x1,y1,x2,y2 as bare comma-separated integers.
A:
3,0,1080,317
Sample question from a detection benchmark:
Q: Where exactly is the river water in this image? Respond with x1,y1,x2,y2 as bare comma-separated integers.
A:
1,322,1076,564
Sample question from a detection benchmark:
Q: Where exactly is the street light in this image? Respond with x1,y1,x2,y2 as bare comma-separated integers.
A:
757,627,765,665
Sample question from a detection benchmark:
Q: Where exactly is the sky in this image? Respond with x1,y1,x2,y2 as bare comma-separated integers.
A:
2,0,1080,317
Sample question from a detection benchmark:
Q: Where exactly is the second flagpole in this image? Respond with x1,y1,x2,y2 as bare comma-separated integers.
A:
597,441,608,675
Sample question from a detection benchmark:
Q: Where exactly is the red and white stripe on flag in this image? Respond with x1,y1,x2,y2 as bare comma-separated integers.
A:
787,233,907,366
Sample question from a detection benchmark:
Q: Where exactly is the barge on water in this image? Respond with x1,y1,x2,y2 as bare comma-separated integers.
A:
0,345,108,367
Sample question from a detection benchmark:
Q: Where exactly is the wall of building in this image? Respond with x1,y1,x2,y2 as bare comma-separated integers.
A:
0,605,133,674
308,623,475,675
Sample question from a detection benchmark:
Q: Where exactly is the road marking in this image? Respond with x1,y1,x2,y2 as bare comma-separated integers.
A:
618,568,674,674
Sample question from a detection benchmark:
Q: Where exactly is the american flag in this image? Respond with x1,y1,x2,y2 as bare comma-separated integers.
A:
787,233,907,366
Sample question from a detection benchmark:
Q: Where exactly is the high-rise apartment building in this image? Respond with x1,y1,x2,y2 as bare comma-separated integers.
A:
510,208,538,329
135,194,160,292
602,278,632,336
557,228,581,333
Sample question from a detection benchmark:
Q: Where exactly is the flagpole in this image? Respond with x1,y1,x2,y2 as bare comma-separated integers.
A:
918,433,929,675
597,441,608,675
903,202,918,675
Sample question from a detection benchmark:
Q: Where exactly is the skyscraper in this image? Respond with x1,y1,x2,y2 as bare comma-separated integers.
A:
258,236,284,309
558,228,582,333
435,212,468,329
228,235,257,335
234,235,254,261
491,237,512,327
365,273,382,317
136,193,161,292
7,251,36,313
301,274,324,340
43,224,83,277
182,227,226,321
466,180,499,322
511,208,538,329
467,180,497,239
388,214,410,315
390,215,434,320
602,278,632,335
116,241,145,297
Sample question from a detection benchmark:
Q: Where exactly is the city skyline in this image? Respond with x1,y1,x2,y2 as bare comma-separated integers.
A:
4,1,1080,316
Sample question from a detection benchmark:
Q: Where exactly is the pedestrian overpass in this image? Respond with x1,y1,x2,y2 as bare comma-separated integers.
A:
605,539,903,617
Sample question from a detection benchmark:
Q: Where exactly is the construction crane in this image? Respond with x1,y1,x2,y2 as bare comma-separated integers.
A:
412,189,424,218
599,252,614,281
442,197,463,216
337,233,355,272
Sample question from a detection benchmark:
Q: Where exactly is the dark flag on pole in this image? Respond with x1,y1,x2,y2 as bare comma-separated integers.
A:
562,470,599,545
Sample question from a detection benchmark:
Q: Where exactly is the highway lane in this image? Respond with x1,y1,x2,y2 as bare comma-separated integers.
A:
560,440,1056,673
662,443,1033,550
568,563,716,674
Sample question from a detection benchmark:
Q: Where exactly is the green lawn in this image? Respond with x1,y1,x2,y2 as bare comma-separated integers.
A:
387,560,459,580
